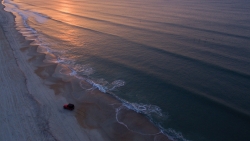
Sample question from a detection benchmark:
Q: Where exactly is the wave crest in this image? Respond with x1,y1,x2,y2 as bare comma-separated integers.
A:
124,102,163,117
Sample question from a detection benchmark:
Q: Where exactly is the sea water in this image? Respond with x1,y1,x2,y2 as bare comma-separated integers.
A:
3,0,250,140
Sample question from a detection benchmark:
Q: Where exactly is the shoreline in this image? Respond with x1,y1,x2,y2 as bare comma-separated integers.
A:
0,1,171,141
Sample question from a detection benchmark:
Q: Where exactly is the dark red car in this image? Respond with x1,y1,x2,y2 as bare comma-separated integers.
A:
63,103,75,110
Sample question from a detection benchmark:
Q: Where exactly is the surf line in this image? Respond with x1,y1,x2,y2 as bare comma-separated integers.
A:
115,105,162,136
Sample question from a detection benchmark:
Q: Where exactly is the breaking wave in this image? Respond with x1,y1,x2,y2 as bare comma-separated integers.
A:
4,0,49,24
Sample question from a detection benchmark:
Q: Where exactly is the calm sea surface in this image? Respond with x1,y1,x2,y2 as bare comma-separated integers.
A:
3,0,250,140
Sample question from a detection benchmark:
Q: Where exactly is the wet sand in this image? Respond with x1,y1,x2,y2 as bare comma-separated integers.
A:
0,1,170,140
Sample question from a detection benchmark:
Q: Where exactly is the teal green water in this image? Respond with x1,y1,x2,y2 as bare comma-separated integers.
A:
4,0,250,140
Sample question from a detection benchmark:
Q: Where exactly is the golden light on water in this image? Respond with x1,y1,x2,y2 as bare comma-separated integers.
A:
58,28,84,47
57,0,73,13
53,0,85,47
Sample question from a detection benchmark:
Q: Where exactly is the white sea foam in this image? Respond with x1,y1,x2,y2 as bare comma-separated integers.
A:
115,105,162,136
32,12,49,23
70,64,94,76
114,102,189,141
110,80,125,90
161,128,191,141
107,90,164,118
3,0,19,10
126,103,163,116
4,0,49,24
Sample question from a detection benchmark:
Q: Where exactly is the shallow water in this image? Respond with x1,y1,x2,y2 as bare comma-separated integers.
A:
3,0,250,140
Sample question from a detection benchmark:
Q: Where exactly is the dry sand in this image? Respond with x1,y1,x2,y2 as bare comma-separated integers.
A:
0,1,170,140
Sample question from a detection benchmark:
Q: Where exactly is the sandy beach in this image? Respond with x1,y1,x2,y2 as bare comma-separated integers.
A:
0,1,170,140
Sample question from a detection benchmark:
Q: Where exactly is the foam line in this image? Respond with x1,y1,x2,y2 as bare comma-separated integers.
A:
115,105,162,136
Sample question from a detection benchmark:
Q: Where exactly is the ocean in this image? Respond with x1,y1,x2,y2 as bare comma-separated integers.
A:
3,0,250,140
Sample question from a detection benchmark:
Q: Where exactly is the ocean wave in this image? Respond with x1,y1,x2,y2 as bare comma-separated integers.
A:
56,59,191,141
115,105,162,136
161,128,191,141
70,64,94,76
111,95,192,141
4,0,49,24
